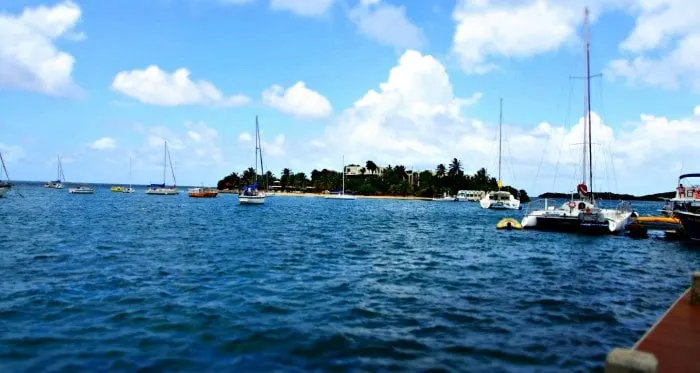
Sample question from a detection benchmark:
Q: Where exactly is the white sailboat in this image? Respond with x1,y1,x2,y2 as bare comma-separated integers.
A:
146,141,179,195
239,116,266,205
44,155,65,188
123,157,135,193
324,155,356,200
521,8,633,234
69,185,96,194
0,151,12,198
480,98,521,210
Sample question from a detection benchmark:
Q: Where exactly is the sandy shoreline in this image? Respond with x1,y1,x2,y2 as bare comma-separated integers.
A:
271,192,432,201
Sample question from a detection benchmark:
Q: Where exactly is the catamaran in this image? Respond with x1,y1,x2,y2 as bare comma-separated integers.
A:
521,7,633,234
44,155,65,188
239,116,266,205
479,98,520,210
0,151,12,198
69,185,96,194
146,141,179,195
324,155,356,200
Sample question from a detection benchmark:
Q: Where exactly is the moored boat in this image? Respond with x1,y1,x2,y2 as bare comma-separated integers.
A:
69,186,96,194
520,8,633,234
239,116,266,205
324,155,356,200
0,151,12,198
110,186,124,192
188,187,218,198
480,98,520,210
45,155,65,189
146,141,179,195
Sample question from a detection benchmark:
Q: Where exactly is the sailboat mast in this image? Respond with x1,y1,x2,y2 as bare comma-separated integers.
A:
584,7,593,200
129,157,132,189
342,155,345,194
163,141,167,185
0,152,9,181
498,98,503,189
254,116,259,183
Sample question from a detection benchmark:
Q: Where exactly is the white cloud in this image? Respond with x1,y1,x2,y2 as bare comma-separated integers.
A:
0,144,25,163
349,1,425,49
0,1,84,96
238,132,252,142
451,0,579,74
111,65,251,107
89,137,117,150
606,0,700,90
257,49,700,195
270,0,336,16
262,81,333,119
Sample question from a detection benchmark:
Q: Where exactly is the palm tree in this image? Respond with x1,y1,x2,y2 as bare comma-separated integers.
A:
242,167,256,186
281,168,292,190
448,158,463,177
435,164,446,178
366,160,378,175
360,167,366,176
394,165,407,180
296,172,307,188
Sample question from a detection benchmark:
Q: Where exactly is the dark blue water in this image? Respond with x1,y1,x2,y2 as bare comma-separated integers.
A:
1,186,698,372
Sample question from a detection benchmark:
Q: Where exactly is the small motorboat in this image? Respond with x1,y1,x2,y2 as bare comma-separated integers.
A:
188,187,218,198
110,186,124,192
69,186,96,194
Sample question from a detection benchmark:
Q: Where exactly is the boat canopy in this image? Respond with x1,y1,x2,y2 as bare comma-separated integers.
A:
150,183,165,188
679,173,700,180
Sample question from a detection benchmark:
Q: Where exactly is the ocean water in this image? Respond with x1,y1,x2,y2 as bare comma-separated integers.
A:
1,186,698,373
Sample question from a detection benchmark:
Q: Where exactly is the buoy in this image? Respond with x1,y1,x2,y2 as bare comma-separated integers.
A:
497,217,522,230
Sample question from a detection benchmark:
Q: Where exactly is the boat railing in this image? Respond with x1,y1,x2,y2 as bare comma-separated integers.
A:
523,198,558,215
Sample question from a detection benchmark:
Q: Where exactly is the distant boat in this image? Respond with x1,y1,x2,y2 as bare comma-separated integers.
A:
110,186,124,192
44,155,65,189
0,151,12,198
188,187,218,198
480,98,520,210
324,155,356,200
661,173,700,216
239,116,266,205
123,157,135,193
69,185,96,194
432,192,456,202
146,141,179,195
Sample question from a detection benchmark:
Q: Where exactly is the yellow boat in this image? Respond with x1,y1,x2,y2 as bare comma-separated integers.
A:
497,217,522,230
631,216,681,230
110,186,124,192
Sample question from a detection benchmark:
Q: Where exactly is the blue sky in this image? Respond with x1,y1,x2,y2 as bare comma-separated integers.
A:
0,0,698,194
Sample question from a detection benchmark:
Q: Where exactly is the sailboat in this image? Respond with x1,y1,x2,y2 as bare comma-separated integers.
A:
521,7,633,234
44,155,65,188
0,151,13,198
480,98,520,210
146,141,179,195
324,155,356,200
123,157,135,193
239,116,266,205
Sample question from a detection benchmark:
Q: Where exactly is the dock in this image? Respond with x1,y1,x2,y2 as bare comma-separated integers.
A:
605,271,700,373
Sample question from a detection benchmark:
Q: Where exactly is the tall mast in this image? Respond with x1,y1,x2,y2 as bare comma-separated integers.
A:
0,152,9,181
498,98,503,190
255,116,259,184
342,155,345,194
129,157,132,189
57,155,60,180
584,7,593,200
163,141,167,185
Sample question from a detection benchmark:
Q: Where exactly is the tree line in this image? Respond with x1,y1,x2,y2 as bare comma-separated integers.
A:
217,158,529,201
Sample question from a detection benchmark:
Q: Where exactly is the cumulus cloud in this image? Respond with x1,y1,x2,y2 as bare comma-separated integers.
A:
89,137,117,150
269,0,336,16
606,0,700,90
262,81,333,119
258,49,700,195
349,0,425,49
111,65,251,107
0,1,84,96
238,132,253,142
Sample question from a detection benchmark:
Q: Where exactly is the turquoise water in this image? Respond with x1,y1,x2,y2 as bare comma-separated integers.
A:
1,185,698,372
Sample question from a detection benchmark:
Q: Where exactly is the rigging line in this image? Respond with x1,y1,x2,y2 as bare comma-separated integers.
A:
551,78,575,193
531,77,569,194
598,76,618,194
167,143,177,185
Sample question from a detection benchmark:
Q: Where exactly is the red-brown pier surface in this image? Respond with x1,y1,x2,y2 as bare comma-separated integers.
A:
605,271,700,373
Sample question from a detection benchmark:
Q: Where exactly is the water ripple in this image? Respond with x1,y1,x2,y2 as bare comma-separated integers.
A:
0,187,698,372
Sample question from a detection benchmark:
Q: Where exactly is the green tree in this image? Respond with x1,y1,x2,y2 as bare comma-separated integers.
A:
366,160,378,175
435,164,446,178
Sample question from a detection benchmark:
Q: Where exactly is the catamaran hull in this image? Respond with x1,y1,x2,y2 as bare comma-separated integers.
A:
522,212,631,234
239,195,265,204
676,211,700,241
